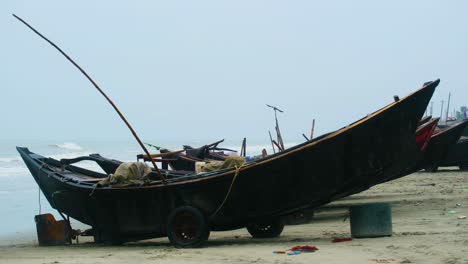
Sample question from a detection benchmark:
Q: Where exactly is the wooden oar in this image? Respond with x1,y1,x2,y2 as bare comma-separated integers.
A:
13,14,167,183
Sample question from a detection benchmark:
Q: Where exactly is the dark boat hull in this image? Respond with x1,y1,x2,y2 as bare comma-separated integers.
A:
420,121,468,172
18,80,438,244
334,117,440,197
439,137,468,169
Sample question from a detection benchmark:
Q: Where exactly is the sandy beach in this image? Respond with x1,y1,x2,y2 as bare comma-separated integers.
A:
1,168,467,264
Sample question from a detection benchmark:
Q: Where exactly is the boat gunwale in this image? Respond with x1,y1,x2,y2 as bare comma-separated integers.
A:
19,79,439,190
431,120,468,138
417,118,439,133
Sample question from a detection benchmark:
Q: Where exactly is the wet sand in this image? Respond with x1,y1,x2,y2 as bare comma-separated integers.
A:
1,169,467,264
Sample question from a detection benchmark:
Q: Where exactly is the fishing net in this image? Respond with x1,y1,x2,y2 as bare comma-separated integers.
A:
201,156,245,172
97,162,152,187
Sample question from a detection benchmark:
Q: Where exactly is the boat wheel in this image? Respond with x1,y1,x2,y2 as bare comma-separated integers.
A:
167,206,210,248
247,218,284,238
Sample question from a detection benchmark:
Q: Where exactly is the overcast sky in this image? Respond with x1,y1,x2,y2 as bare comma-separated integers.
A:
1,1,467,146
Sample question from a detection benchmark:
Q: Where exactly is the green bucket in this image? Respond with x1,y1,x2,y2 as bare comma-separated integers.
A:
349,202,392,238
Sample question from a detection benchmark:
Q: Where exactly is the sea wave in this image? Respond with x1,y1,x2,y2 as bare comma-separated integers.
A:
0,141,300,178
0,149,98,177
0,154,28,177
50,142,84,151
1,151,97,164
0,152,105,177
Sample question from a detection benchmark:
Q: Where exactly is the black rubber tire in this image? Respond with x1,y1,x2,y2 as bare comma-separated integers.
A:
167,206,210,248
246,218,284,238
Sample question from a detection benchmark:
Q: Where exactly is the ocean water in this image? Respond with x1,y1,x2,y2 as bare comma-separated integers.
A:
0,141,122,240
0,139,288,241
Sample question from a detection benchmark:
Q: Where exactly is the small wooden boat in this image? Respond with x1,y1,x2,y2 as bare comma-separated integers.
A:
438,136,468,170
18,80,438,247
421,120,468,172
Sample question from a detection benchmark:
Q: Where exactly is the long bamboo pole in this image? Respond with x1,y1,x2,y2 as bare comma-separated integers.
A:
310,119,315,140
13,14,166,183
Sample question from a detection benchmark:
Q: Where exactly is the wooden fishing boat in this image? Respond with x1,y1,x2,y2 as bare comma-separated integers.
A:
331,117,440,198
418,115,432,127
420,120,468,172
372,117,439,183
18,80,438,247
437,136,468,170
415,118,439,151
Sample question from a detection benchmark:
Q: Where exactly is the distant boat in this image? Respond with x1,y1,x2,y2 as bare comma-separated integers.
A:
18,80,437,247
418,115,432,127
416,118,440,151
438,136,468,170
421,120,468,172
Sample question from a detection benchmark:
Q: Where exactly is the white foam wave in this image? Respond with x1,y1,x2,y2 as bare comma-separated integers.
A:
51,142,83,151
0,151,106,177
